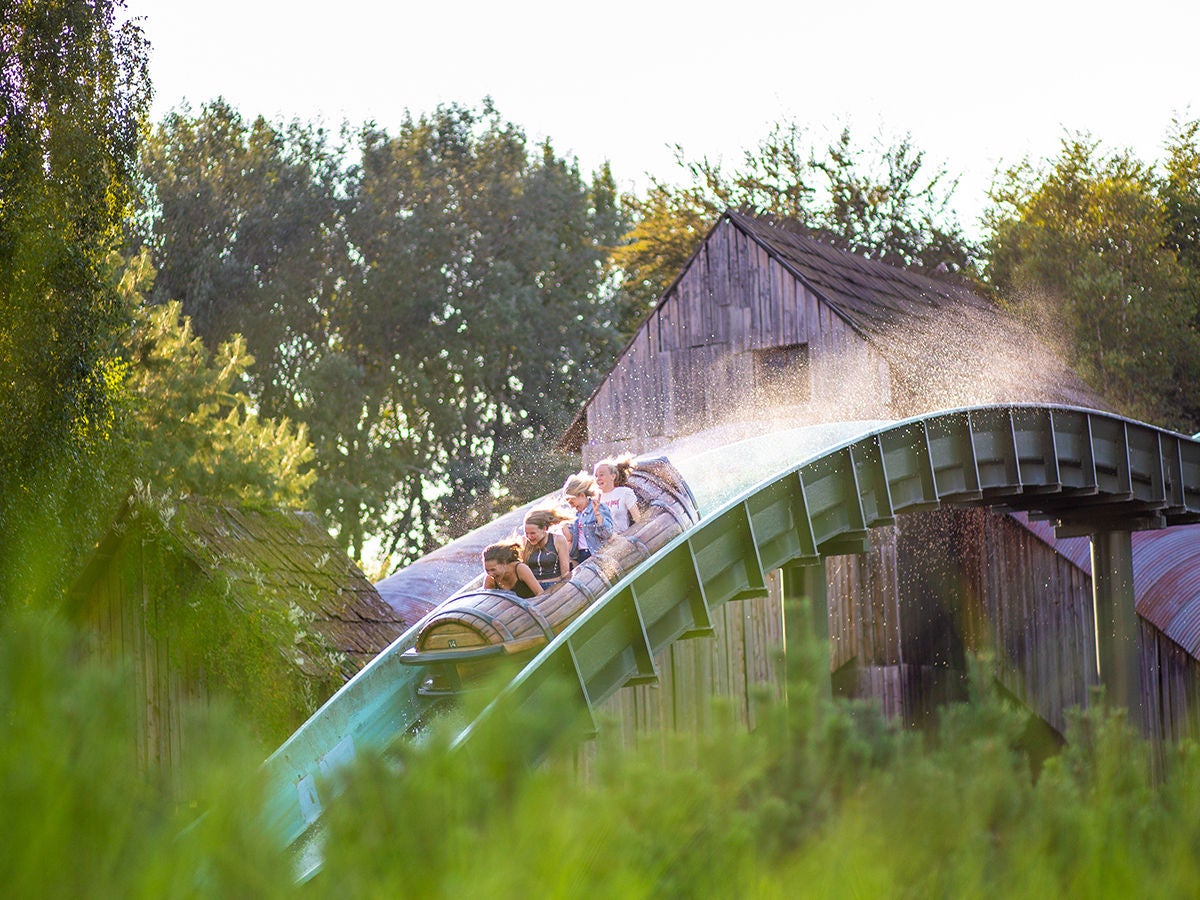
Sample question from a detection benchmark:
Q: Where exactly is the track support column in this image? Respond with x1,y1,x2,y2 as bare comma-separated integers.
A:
1090,530,1140,716
782,561,830,699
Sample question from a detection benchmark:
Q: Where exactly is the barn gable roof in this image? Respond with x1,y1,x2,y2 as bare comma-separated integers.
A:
73,495,420,677
726,210,985,336
561,210,1110,451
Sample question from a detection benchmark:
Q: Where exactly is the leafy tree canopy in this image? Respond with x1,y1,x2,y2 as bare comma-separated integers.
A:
613,121,981,331
131,98,348,417
133,99,628,565
339,101,627,560
984,123,1200,431
112,252,316,508
0,0,150,598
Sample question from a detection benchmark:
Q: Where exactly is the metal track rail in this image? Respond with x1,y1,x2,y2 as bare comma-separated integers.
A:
263,404,1200,876
453,404,1200,756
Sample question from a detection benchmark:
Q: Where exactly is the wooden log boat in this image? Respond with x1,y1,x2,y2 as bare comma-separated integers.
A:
399,455,699,693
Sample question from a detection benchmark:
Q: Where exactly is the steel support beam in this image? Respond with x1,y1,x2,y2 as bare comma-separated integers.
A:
1090,530,1140,716
782,562,830,700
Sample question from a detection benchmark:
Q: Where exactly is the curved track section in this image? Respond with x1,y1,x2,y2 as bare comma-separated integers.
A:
264,404,1200,875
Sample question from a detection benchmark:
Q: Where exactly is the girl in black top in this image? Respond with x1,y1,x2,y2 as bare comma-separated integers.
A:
522,507,572,589
482,541,543,598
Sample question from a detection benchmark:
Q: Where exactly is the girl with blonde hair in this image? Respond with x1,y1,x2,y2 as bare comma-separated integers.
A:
561,471,614,566
593,453,640,532
522,507,572,589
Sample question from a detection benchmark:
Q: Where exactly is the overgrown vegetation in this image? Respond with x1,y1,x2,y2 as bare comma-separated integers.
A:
5,3,1200,895
0,0,151,602
8,601,1200,898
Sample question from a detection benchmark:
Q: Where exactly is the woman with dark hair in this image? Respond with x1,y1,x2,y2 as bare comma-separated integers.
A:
481,540,543,598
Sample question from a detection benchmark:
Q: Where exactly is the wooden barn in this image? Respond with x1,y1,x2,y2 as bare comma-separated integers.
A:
69,492,430,775
561,210,1200,740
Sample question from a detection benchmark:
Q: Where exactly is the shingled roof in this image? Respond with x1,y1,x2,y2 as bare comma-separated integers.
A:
74,495,429,677
726,211,1111,412
562,211,1112,451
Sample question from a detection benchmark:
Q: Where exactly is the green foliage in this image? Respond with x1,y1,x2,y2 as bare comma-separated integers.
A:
614,121,981,330
133,99,628,566
0,607,293,898
308,648,1200,899
0,0,151,601
113,254,315,507
131,99,348,413
334,101,628,561
9,597,1200,897
984,127,1200,431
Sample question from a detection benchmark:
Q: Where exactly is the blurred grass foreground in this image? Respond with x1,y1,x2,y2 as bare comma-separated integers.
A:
5,603,1200,898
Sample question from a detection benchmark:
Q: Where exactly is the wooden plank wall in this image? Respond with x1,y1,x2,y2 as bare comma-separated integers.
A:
823,510,1101,732
596,569,786,751
79,534,191,784
973,511,1098,734
582,219,892,464
883,508,1097,734
1142,622,1200,744
827,528,902,671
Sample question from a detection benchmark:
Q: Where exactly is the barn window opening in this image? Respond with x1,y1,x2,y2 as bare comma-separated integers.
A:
755,343,810,406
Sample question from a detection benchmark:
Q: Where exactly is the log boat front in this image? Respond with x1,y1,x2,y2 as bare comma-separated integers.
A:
399,455,698,692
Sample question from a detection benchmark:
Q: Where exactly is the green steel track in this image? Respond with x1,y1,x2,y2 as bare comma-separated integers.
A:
262,403,1200,877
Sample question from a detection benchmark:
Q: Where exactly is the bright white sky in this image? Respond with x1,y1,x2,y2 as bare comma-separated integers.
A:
122,0,1198,239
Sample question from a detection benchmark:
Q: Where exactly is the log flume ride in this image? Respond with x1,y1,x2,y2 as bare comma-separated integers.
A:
265,406,1200,885
399,455,700,693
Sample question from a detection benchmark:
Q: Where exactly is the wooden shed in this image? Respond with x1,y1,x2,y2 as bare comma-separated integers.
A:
564,210,1108,459
562,210,1198,738
69,492,429,774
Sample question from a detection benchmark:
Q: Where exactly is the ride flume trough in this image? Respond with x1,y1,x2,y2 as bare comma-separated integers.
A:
262,403,1200,879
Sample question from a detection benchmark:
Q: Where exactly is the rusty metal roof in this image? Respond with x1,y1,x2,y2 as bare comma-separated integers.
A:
1131,527,1200,657
1012,512,1200,658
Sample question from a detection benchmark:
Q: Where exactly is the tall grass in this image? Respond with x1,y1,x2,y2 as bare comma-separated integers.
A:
0,608,292,897
6,605,1200,898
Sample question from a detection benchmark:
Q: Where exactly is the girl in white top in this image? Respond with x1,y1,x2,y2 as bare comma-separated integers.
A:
593,454,641,533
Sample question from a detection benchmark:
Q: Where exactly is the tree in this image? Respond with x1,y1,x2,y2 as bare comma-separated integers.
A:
112,253,315,507
338,102,628,561
984,130,1200,430
133,99,629,564
613,121,981,331
131,99,348,417
0,0,151,598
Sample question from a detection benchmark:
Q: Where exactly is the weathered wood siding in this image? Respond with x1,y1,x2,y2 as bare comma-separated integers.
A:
596,570,786,749
1142,622,1200,744
583,219,891,464
78,533,194,781
864,509,1098,733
